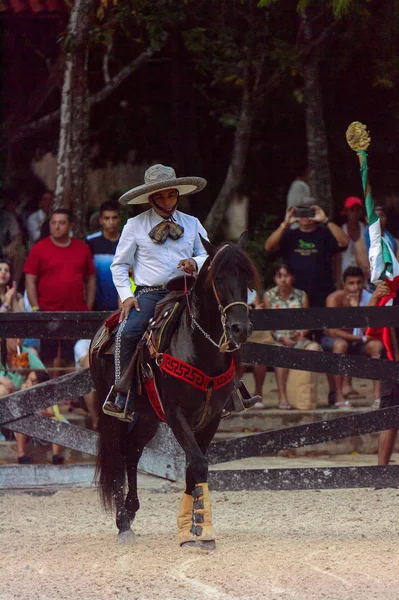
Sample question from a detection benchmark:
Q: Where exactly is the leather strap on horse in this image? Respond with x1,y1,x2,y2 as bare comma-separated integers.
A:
140,344,235,427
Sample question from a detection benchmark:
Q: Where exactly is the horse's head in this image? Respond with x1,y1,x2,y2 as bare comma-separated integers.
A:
199,232,260,348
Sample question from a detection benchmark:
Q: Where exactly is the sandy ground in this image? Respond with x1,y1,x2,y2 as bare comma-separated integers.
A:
1,485,399,600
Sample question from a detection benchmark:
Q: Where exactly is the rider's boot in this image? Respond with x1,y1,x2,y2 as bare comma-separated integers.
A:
222,378,262,417
102,386,135,422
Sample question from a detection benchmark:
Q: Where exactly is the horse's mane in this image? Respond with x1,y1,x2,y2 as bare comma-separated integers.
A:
206,242,261,291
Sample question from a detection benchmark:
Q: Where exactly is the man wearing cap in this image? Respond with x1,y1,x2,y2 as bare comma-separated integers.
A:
337,196,366,283
103,164,259,420
265,202,348,307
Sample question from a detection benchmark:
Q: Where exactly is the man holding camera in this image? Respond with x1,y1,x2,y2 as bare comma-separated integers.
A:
265,201,348,307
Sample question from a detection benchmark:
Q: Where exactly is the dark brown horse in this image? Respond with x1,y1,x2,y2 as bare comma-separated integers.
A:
91,233,260,549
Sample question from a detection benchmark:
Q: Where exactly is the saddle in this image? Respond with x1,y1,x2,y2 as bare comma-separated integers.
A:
145,291,186,354
91,276,194,359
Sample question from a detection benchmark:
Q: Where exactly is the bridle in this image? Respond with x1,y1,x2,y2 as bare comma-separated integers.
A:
185,244,249,353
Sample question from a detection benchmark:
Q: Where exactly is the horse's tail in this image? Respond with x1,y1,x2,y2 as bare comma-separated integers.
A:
96,412,128,512
91,349,128,512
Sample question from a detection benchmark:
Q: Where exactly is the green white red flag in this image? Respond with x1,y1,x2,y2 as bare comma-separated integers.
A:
360,150,399,359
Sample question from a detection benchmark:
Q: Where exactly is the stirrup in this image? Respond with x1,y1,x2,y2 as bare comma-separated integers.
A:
102,386,135,422
230,381,260,412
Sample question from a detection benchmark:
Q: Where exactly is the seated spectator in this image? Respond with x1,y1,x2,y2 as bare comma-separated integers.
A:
321,266,383,408
263,264,321,409
337,196,366,285
355,204,399,285
0,337,44,396
26,190,53,248
0,340,65,464
0,259,24,313
265,203,348,307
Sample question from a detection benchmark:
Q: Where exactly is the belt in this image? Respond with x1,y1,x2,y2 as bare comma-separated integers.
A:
134,285,168,300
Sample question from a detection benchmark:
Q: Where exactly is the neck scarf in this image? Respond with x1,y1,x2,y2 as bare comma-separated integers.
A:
149,220,184,244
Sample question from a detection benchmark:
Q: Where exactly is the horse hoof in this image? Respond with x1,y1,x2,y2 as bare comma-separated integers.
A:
196,539,216,551
118,529,136,545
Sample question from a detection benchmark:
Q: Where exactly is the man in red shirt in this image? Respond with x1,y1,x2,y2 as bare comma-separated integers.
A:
24,209,96,370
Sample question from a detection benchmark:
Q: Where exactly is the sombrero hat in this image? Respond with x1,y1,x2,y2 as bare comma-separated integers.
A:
118,164,207,206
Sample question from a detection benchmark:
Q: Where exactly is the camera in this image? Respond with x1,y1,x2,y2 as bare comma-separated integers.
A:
294,206,315,218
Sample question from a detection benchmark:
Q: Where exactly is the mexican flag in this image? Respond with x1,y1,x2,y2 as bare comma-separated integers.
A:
360,150,399,359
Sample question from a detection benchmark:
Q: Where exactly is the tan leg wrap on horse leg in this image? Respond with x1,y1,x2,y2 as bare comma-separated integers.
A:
191,483,216,542
177,493,194,545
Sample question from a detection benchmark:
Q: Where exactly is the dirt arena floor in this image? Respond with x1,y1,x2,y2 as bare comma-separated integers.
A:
1,485,399,600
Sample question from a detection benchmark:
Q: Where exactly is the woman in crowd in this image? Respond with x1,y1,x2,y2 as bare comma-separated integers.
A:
0,258,24,313
263,264,321,409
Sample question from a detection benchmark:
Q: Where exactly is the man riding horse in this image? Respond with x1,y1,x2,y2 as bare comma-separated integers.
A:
103,164,260,421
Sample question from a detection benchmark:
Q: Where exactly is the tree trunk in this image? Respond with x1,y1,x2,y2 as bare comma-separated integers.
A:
54,53,72,210
54,0,93,237
300,10,333,216
204,79,255,240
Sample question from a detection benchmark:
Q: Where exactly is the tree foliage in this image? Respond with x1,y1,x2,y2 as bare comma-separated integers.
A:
3,0,399,238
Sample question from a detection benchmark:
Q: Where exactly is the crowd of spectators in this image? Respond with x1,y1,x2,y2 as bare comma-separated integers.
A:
0,181,397,464
260,187,398,412
0,193,122,463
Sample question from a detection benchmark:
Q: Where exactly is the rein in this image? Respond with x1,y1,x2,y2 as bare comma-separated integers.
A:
184,245,249,353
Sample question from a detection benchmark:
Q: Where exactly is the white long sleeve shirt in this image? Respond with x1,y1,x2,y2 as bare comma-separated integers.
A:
111,208,209,303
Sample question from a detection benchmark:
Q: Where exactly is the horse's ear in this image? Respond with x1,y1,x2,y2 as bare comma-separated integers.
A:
199,233,216,257
237,231,248,250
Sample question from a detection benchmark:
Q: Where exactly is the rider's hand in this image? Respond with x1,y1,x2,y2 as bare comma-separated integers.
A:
119,296,140,322
177,258,197,274
281,336,297,347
